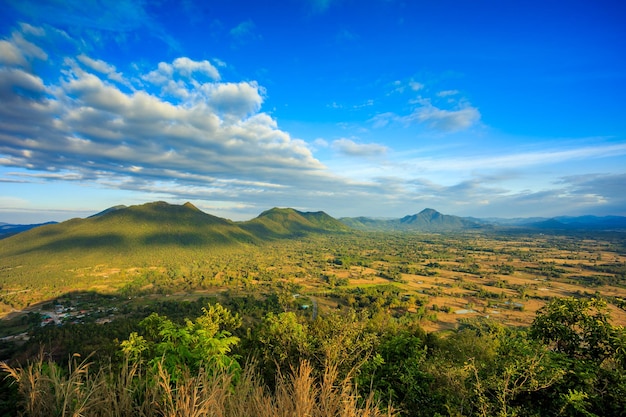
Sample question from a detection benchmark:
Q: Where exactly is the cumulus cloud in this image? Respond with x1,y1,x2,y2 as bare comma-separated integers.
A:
0,32,340,206
144,58,221,86
77,54,127,84
172,57,220,80
0,40,27,66
332,138,388,157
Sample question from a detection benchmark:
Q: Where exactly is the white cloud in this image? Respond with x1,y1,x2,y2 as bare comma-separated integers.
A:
0,41,336,205
11,32,47,61
369,112,396,128
0,67,46,96
143,58,221,87
421,144,626,172
313,138,329,148
0,40,27,66
172,57,220,80
404,103,480,132
332,138,388,157
77,54,127,84
409,81,424,91
19,23,45,37
202,81,264,119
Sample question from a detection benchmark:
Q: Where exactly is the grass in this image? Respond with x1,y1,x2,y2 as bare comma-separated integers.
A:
1,354,394,417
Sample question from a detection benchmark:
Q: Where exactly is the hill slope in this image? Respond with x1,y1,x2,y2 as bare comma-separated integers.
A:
0,202,354,310
240,207,351,238
1,201,258,259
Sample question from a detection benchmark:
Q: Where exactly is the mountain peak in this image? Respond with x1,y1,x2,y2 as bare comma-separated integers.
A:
183,201,200,211
417,208,442,219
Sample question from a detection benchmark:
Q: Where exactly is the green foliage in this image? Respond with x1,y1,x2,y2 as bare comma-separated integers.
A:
530,297,622,362
255,311,311,381
529,297,626,416
358,329,433,414
121,303,241,381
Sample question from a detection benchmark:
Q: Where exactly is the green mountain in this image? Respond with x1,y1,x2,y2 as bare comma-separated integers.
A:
339,216,394,231
240,207,350,238
0,202,355,309
1,203,352,261
1,202,258,261
340,208,483,231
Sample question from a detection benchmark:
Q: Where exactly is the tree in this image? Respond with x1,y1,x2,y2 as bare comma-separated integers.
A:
530,297,622,363
529,297,626,416
255,311,311,380
120,303,241,381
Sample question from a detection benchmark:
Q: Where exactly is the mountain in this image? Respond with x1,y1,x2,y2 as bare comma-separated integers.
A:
0,221,58,239
398,208,481,230
0,202,258,260
0,202,355,261
341,208,483,232
338,216,393,231
240,207,350,238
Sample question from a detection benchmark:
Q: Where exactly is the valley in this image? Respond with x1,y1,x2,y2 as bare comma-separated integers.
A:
2,202,625,332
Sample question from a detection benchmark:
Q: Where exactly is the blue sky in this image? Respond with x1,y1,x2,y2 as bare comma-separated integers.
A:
0,0,625,223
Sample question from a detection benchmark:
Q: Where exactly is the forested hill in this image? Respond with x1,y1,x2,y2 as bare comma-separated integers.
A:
239,207,351,238
0,202,350,259
0,202,255,258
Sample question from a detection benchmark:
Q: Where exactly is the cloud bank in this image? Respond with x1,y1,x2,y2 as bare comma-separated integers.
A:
0,26,337,208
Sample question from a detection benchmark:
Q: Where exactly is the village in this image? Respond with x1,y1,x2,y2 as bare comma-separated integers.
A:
0,293,121,345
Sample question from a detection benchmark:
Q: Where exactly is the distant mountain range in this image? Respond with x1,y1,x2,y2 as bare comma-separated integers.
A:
1,203,626,248
341,209,626,232
340,208,483,231
0,221,57,239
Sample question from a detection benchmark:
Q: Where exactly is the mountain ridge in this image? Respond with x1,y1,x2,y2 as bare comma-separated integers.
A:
341,208,483,232
3,204,626,246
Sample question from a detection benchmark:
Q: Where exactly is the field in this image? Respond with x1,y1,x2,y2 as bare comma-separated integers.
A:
2,230,626,332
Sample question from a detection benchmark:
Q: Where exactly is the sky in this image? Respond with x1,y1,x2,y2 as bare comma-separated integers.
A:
0,0,625,223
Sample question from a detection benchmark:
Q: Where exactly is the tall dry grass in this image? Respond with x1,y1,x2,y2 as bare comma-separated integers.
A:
1,355,395,417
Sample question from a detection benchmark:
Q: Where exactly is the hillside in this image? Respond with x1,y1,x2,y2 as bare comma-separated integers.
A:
240,207,351,238
0,203,352,262
0,202,356,309
1,204,352,256
1,201,258,259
